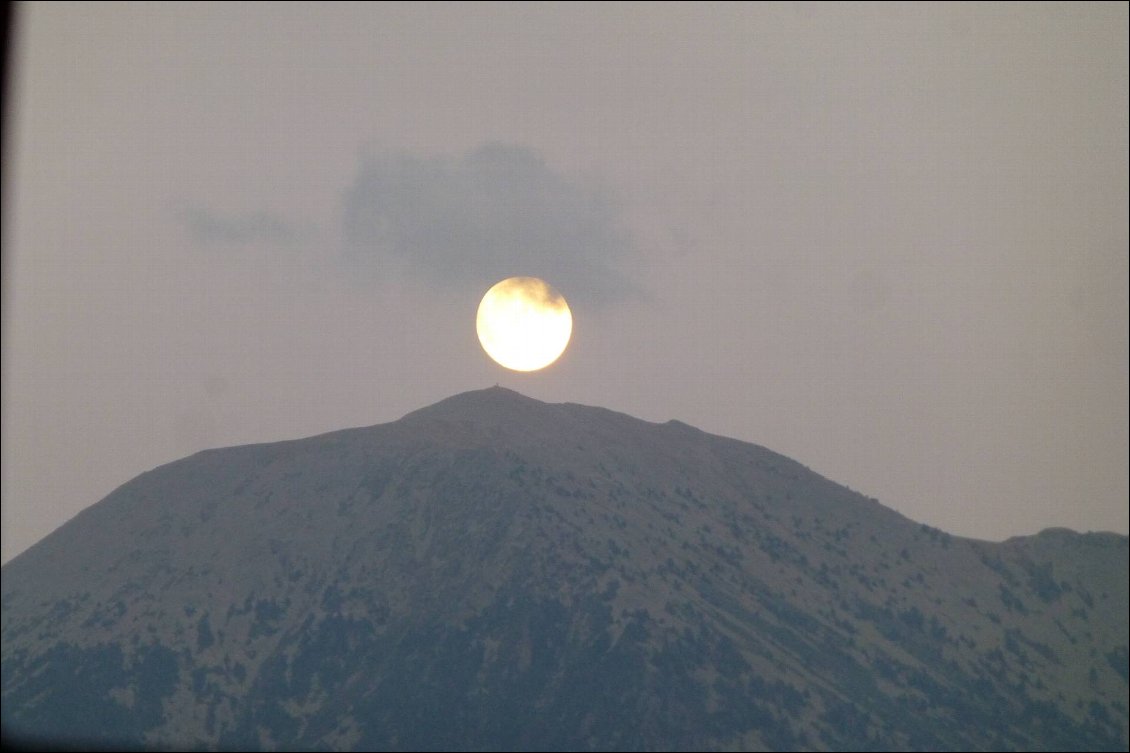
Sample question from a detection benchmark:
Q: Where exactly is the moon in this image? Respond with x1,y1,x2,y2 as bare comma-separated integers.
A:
476,277,573,372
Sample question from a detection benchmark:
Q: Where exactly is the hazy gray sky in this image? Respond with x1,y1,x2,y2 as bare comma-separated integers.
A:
3,2,1127,563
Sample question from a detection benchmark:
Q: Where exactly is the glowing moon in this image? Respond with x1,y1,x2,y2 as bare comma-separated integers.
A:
476,277,573,371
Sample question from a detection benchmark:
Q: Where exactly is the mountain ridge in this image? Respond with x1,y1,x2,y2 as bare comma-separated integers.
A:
3,387,1127,750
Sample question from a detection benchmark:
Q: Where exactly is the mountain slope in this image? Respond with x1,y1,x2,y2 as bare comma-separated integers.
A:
2,387,1127,750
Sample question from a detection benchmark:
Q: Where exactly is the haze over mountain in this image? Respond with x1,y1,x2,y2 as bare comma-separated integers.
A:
2,388,1127,751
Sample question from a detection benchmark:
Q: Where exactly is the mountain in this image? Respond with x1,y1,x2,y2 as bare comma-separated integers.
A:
2,387,1127,751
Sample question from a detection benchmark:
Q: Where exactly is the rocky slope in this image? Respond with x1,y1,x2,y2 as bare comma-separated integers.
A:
2,387,1127,750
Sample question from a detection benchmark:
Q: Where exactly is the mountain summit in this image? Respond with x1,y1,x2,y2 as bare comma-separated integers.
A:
3,388,1127,750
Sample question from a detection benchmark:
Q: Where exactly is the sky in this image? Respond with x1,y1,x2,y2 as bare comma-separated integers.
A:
2,2,1127,564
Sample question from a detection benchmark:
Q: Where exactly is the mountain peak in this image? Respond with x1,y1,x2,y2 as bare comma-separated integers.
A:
399,385,547,422
3,390,1127,751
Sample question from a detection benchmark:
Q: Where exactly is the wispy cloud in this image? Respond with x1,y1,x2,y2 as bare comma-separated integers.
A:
342,143,635,306
180,206,313,247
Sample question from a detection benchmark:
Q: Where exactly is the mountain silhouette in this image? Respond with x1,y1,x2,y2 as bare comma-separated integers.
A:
2,387,1127,750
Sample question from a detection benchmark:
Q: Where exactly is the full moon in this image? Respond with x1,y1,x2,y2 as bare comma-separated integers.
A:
476,277,573,371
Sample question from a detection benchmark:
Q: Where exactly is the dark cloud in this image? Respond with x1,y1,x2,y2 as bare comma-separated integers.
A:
180,206,312,247
342,143,634,306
